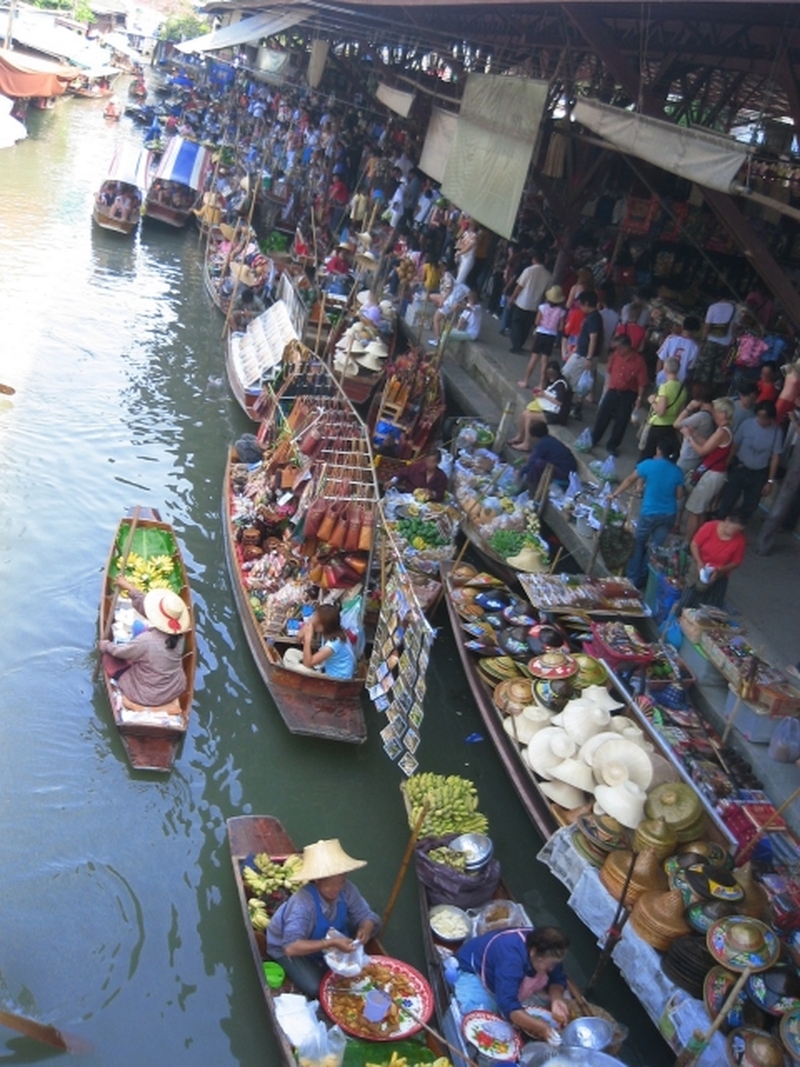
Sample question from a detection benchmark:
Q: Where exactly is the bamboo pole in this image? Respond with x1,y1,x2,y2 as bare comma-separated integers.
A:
381,800,429,932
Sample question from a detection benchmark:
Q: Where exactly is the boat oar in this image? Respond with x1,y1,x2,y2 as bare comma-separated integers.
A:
0,1008,92,1054
94,505,141,680
393,999,482,1067
585,849,638,997
673,967,751,1067
380,801,429,933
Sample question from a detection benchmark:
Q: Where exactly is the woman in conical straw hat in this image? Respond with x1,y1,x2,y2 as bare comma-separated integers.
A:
266,838,380,996
98,574,191,707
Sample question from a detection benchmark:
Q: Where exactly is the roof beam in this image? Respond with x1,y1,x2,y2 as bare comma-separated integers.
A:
778,49,800,132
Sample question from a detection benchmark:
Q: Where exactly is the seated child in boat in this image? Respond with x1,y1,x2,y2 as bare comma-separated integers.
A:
283,604,356,680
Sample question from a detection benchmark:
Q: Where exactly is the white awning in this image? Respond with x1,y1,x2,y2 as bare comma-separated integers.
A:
176,7,312,54
573,99,749,195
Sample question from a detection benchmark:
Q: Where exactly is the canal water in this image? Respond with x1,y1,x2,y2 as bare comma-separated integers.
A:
0,98,671,1064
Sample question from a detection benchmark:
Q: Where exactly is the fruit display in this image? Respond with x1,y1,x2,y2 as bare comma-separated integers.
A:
119,550,180,593
395,516,448,549
242,852,303,931
404,773,489,836
365,1056,448,1067
427,846,467,871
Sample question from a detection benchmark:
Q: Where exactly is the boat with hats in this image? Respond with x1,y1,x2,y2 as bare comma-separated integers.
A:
143,136,212,228
92,143,151,236
222,346,380,743
99,507,195,772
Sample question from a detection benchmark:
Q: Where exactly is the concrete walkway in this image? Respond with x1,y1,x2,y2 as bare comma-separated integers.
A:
434,312,800,832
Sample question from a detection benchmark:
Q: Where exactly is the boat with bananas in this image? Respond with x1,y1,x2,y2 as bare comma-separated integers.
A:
227,815,301,1067
99,507,195,772
222,342,380,743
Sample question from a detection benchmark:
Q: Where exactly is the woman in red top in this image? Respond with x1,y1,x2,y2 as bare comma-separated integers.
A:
678,511,746,612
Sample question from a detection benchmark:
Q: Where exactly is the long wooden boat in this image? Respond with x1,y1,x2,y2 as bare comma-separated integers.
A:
440,560,557,840
144,136,211,228
99,507,195,772
225,301,297,418
92,144,151,235
228,815,298,1067
222,348,379,744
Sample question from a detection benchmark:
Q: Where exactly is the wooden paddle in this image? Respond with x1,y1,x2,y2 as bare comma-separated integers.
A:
673,966,751,1067
94,505,141,679
0,1008,91,1054
380,801,429,932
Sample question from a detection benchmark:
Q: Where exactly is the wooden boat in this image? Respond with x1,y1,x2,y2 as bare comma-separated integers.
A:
222,349,379,744
92,144,150,235
226,300,298,419
439,559,557,840
144,136,211,228
227,815,298,1067
99,507,195,772
70,69,121,98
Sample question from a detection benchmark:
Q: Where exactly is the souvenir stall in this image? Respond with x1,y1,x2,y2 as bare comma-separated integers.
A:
222,345,380,744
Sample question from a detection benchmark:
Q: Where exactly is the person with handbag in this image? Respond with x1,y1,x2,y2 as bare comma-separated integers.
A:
575,334,647,456
610,433,684,589
680,397,735,543
716,400,782,524
509,361,573,450
639,357,686,459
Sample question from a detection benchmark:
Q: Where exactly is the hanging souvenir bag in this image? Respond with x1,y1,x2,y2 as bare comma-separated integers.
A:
344,505,363,553
358,507,375,551
316,501,338,543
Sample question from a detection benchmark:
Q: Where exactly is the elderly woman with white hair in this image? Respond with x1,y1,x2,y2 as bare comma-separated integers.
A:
266,838,380,996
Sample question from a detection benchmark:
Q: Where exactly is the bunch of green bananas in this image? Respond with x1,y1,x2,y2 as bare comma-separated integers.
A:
120,551,178,592
243,853,303,898
405,773,489,837
428,846,467,871
248,898,269,931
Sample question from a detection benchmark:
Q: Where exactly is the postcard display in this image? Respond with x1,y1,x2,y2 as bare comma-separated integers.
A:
367,563,435,776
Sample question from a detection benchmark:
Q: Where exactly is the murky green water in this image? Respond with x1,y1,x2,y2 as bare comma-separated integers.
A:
0,97,670,1064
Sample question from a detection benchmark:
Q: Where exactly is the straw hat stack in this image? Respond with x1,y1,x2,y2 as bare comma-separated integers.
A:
524,727,576,780
573,812,631,867
645,783,706,843
726,1028,786,1067
662,935,716,999
503,704,551,745
630,888,691,951
633,817,679,861
599,847,668,905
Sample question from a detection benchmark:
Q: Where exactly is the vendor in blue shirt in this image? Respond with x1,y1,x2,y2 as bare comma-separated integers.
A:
610,433,684,588
518,423,578,493
283,604,356,679
455,926,571,1041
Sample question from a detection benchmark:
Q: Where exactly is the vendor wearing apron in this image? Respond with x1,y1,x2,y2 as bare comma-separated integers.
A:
266,839,380,997
455,926,570,1041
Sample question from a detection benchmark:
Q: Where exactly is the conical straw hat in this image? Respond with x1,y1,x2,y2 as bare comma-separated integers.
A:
556,699,611,745
594,781,647,830
503,710,548,745
540,779,586,810
289,838,367,881
550,757,595,793
579,731,620,766
592,738,653,790
525,727,575,779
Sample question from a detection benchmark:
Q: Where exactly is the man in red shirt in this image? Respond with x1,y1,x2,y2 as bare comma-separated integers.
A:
580,335,648,456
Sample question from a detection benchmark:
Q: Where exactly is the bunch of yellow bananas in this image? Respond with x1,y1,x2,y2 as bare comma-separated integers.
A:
405,773,489,837
120,551,177,592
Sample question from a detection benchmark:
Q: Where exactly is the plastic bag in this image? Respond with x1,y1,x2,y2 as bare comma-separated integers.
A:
340,593,365,660
565,472,582,499
323,928,366,977
576,369,594,397
471,900,529,937
296,1021,347,1067
768,717,800,763
415,835,501,909
575,427,593,451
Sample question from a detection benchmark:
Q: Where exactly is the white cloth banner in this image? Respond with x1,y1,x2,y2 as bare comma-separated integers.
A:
376,82,415,118
419,106,458,184
442,74,548,239
307,39,328,90
573,99,749,194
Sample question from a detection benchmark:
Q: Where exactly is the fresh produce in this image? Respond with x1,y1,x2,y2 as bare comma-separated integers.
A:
248,898,269,931
427,846,466,871
396,517,447,549
404,773,489,836
119,550,179,592
488,529,526,558
243,852,303,931
366,1056,448,1067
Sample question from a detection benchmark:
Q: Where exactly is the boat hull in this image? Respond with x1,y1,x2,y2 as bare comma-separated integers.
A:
99,508,195,771
93,204,138,235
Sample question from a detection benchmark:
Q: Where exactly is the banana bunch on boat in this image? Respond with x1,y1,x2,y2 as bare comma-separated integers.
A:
118,551,177,592
248,898,269,931
243,852,303,898
405,772,489,837
367,1056,449,1067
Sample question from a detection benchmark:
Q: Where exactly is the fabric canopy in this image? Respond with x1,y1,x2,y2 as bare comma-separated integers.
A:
154,137,210,191
307,38,328,90
442,74,549,239
573,99,749,194
0,51,77,98
419,106,457,184
176,7,311,54
376,82,414,118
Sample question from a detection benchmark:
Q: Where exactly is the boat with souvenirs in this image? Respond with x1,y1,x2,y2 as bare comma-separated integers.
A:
144,136,211,228
99,507,195,772
92,143,150,235
222,342,380,744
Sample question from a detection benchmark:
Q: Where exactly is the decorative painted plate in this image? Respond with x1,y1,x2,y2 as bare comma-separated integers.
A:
320,955,433,1042
462,1010,523,1061
780,1005,800,1060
